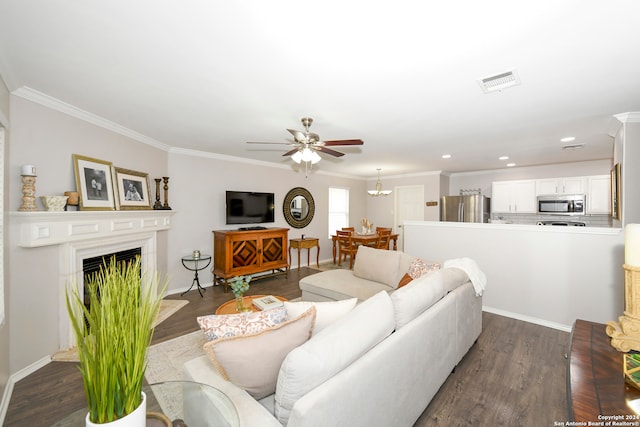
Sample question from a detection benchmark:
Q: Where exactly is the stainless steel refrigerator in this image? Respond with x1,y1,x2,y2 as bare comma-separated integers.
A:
440,195,491,223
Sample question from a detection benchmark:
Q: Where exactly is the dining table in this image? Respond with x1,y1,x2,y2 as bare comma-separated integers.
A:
330,232,399,264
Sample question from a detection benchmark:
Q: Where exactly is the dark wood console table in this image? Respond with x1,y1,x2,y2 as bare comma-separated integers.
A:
567,319,640,421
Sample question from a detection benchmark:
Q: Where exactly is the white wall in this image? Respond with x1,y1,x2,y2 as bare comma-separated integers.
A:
7,95,170,373
166,151,367,292
365,172,441,229
405,221,624,330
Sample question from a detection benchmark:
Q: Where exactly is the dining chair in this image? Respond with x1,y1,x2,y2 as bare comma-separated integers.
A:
342,227,355,232
336,230,358,269
375,229,392,250
375,227,392,234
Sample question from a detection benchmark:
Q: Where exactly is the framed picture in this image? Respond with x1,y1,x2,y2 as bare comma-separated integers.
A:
611,163,622,220
113,167,152,210
72,154,115,211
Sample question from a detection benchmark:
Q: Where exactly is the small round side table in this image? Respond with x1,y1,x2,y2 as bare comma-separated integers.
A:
181,254,212,297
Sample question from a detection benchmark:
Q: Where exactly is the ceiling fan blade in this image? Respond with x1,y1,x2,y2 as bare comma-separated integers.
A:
287,129,306,143
317,146,345,157
246,141,291,145
282,148,300,157
322,139,364,146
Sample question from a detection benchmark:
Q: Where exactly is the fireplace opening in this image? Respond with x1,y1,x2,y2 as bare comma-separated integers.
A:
82,247,142,308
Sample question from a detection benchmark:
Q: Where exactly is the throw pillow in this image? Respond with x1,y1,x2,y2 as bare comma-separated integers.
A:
284,298,357,335
202,306,316,400
197,306,287,341
352,245,400,287
397,258,442,288
274,291,395,425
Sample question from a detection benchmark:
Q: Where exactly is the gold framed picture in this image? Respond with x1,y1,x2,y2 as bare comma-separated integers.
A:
611,162,621,219
113,167,152,210
72,154,115,211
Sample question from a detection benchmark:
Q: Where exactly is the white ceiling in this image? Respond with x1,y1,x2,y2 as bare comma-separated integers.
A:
1,1,639,178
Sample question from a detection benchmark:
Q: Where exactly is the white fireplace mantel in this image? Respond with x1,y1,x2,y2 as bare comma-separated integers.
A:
11,210,175,350
11,210,175,247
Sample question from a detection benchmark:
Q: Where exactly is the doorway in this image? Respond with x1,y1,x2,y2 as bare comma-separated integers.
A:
394,185,424,251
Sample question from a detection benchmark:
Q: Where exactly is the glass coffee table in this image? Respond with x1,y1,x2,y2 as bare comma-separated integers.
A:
52,380,239,427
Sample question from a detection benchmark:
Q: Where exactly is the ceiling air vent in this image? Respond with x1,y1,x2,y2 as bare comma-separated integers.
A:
477,69,521,93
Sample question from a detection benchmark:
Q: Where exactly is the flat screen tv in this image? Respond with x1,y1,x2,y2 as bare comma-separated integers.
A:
225,191,275,225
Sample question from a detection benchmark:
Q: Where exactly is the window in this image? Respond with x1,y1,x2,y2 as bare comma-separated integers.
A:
328,187,349,238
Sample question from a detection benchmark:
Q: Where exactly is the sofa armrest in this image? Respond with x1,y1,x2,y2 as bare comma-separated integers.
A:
183,355,282,427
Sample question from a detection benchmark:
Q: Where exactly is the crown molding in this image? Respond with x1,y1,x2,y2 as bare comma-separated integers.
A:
12,86,171,151
614,112,640,124
168,146,364,180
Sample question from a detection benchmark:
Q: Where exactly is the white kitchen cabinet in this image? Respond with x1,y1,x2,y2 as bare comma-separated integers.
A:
536,177,586,195
587,175,611,214
492,180,537,213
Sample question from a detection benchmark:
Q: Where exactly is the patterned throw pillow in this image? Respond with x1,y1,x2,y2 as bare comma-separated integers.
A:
397,258,442,288
197,306,287,341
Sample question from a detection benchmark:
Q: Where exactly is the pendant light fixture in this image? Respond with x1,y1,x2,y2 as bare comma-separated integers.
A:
368,168,392,196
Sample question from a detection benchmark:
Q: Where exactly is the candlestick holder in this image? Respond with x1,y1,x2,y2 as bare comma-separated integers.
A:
18,175,38,212
153,178,163,210
162,176,172,210
606,264,640,352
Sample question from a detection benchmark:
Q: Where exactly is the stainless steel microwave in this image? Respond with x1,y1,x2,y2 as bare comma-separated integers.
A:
537,194,585,215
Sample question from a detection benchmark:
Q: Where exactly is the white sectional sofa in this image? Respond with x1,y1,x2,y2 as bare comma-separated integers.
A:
182,247,484,427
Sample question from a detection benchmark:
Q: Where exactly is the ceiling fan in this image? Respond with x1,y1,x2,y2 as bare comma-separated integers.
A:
247,117,364,164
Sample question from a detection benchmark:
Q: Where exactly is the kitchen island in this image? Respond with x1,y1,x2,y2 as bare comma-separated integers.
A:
404,221,624,331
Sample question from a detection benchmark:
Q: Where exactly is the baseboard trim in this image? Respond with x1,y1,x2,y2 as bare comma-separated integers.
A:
483,306,572,333
0,355,51,425
0,377,14,427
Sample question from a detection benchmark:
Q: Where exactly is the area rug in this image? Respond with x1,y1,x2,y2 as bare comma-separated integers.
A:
145,330,207,420
52,299,190,362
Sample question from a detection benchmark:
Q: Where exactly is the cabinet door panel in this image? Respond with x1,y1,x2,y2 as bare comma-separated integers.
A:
231,238,259,270
587,175,611,214
261,236,285,267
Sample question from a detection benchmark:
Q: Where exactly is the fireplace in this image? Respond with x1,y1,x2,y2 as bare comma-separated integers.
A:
61,234,158,349
82,247,142,308
13,210,173,350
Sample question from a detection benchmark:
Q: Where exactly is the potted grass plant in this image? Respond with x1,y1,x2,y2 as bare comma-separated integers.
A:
66,256,167,426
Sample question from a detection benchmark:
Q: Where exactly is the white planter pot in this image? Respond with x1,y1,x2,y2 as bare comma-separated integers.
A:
85,392,147,427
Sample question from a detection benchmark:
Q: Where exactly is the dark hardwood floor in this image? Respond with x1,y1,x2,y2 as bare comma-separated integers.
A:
4,267,570,426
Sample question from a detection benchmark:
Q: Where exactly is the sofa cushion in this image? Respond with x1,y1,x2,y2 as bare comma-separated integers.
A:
299,268,394,301
284,298,357,335
202,306,316,400
196,307,287,341
391,269,445,329
441,267,470,293
353,245,401,287
274,291,395,425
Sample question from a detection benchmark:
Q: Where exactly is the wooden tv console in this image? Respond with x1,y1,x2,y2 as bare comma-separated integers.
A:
212,227,289,291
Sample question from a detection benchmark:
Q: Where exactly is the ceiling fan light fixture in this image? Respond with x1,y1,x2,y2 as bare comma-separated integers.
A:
368,168,392,197
291,150,303,164
310,150,321,164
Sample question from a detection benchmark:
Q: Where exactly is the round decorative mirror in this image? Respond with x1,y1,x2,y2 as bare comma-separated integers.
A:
283,187,315,228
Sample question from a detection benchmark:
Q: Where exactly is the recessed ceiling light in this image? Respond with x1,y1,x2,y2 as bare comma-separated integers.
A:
442,154,451,159
506,163,516,167
560,137,576,143
499,156,509,160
